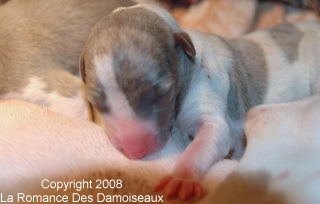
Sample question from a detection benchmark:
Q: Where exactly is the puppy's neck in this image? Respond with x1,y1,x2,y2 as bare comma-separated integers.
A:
174,50,195,118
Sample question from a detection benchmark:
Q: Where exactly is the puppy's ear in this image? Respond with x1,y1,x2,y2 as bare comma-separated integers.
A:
174,32,196,60
79,54,86,83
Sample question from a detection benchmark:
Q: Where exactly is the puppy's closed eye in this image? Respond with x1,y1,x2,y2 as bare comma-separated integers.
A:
88,89,110,113
157,79,174,97
92,99,110,113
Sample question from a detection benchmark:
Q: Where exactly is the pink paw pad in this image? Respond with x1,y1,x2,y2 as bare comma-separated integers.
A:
154,176,205,200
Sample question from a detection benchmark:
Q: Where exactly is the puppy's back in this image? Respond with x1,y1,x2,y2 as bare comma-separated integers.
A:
0,0,136,74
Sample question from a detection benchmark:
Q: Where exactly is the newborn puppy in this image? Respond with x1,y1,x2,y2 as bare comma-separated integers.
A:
80,4,320,200
0,0,136,119
206,95,320,204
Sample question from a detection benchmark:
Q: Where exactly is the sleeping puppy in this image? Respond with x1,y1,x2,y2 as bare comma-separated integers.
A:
205,95,320,204
80,4,320,200
0,0,136,119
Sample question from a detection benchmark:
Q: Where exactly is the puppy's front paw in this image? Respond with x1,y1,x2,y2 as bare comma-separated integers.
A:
154,174,205,200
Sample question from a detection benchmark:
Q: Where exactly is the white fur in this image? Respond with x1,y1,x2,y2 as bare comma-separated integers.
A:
178,21,320,160
114,8,320,199
242,95,320,204
171,30,245,178
0,77,88,120
177,30,234,132
93,55,159,139
94,55,135,119
245,26,318,103
106,7,320,198
295,22,320,95
198,95,320,204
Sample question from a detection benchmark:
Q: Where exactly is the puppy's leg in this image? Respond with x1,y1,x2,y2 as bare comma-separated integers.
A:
155,67,233,200
155,119,230,200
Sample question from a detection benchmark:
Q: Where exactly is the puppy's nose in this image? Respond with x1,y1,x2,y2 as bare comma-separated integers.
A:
123,147,147,160
107,119,161,159
119,131,158,159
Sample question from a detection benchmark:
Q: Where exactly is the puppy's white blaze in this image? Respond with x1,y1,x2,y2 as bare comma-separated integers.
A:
94,56,161,155
94,55,158,134
94,54,135,119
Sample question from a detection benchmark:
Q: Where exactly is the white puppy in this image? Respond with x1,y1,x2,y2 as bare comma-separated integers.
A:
80,4,320,200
